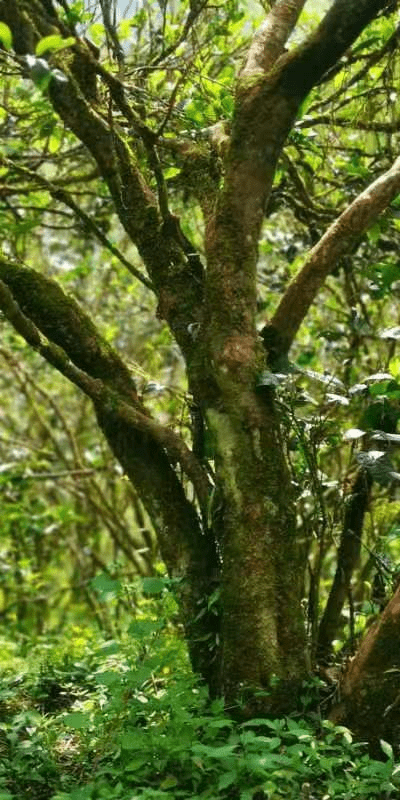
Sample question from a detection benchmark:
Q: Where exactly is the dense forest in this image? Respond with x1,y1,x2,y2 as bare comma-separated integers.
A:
2,0,400,797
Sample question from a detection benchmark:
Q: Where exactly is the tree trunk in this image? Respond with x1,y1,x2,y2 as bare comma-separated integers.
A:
330,584,400,756
207,392,307,710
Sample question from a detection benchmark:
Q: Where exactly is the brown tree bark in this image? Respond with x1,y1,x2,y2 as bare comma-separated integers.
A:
317,470,373,663
330,584,400,756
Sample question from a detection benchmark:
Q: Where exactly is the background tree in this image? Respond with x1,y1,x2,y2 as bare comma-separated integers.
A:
1,0,400,749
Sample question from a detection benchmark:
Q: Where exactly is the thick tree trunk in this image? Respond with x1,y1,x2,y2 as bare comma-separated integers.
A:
208,393,307,710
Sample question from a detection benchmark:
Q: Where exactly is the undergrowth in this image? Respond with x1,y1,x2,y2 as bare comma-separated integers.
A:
0,587,399,800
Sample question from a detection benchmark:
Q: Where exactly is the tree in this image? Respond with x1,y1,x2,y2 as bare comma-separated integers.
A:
1,0,400,749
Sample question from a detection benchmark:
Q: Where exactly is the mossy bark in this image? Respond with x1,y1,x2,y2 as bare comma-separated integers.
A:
330,585,400,756
207,399,307,708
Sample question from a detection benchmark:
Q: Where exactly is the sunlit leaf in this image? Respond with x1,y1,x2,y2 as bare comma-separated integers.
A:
380,739,394,760
36,34,75,56
364,372,393,383
343,428,365,441
381,326,400,340
0,22,12,50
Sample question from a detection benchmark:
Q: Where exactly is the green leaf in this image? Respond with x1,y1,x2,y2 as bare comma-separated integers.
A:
380,739,394,760
0,22,12,50
120,731,143,750
91,573,121,597
128,617,164,637
160,775,178,789
63,711,91,729
192,742,237,758
164,167,180,180
142,576,165,595
218,770,237,790
94,670,121,687
36,34,75,56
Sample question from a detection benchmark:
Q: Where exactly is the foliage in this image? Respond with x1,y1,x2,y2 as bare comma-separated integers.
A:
1,588,400,800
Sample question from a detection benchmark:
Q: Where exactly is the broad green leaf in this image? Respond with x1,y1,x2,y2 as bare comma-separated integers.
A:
94,670,121,687
192,742,237,758
118,19,132,40
91,573,121,597
164,166,181,179
128,617,164,637
120,731,143,750
160,775,178,789
63,711,91,729
218,770,237,790
142,576,165,595
36,34,75,56
0,22,12,50
88,22,105,45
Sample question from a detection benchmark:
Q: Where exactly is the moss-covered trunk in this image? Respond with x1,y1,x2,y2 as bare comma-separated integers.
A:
209,396,307,709
200,200,308,708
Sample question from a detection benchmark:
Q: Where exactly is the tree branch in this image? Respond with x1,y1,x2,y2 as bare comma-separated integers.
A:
277,0,397,99
3,160,154,291
269,156,400,355
212,0,394,276
0,271,221,689
0,1,205,360
0,260,211,508
242,0,306,78
0,259,138,401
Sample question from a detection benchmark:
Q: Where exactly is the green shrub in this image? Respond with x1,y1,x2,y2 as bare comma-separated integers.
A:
1,597,399,799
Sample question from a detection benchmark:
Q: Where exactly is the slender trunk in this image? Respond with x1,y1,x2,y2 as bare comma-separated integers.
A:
330,584,400,755
317,470,372,662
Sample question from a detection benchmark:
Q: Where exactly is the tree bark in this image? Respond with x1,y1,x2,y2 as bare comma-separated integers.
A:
330,584,400,756
317,470,372,663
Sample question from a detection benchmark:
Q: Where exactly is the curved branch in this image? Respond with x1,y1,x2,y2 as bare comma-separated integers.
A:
277,0,397,99
0,260,211,508
269,156,400,355
330,582,400,752
0,259,138,401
